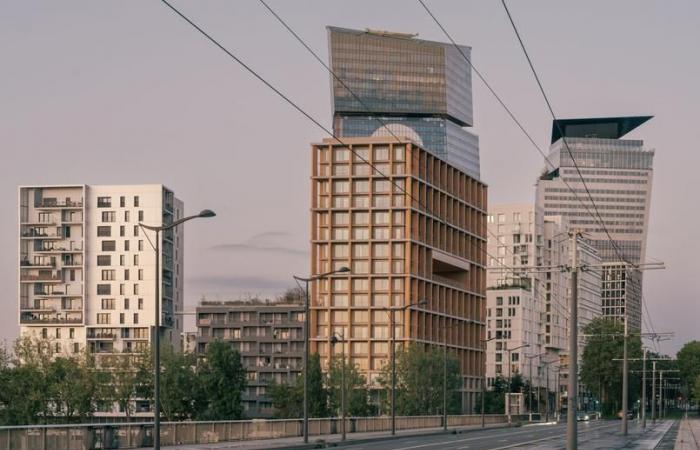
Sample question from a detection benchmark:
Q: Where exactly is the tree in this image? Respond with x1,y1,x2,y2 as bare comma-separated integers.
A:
327,356,374,417
158,346,200,421
480,376,508,414
378,344,461,416
110,352,150,419
580,318,642,416
197,340,247,420
45,355,98,421
677,341,700,398
268,353,328,419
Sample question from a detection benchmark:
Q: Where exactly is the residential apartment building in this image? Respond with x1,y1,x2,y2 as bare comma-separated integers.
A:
310,136,487,411
536,116,654,331
485,204,601,404
196,300,305,418
328,26,481,180
18,184,184,361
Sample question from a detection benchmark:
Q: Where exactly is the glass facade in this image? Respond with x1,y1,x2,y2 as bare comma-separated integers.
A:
328,26,480,179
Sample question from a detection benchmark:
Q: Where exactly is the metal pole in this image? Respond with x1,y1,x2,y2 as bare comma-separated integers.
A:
545,365,550,422
537,365,541,419
507,348,512,426
622,319,629,435
660,373,664,419
481,374,486,427
567,231,579,450
341,337,346,442
391,308,396,436
556,369,560,421
303,279,310,443
651,361,656,423
641,348,647,429
154,229,160,450
529,357,533,421
443,331,448,432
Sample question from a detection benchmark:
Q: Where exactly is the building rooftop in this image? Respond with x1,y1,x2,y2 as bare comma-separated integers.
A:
551,116,652,144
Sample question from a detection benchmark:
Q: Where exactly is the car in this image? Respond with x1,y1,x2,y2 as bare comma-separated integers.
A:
577,412,590,421
586,411,600,420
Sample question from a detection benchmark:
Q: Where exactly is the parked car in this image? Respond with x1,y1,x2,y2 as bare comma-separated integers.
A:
577,412,591,421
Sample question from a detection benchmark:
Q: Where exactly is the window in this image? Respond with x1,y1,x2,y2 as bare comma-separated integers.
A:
120,313,125,324
138,269,143,281
97,197,111,208
138,298,144,310
101,270,115,281
353,180,369,194
138,211,144,222
119,255,125,266
133,313,139,324
41,328,47,338
124,298,130,309
120,226,125,237
333,180,350,194
124,240,130,251
124,210,130,222
134,196,139,207
133,284,139,295
101,298,115,310
97,226,111,237
120,196,126,207
97,255,111,266
124,269,130,280
133,254,139,265
55,328,61,338
373,179,390,193
353,244,369,258
373,211,390,225
101,240,116,251
133,225,139,236
97,313,110,324
373,146,389,161
101,211,115,223
138,240,144,251
69,328,74,339
73,343,79,353
97,284,111,295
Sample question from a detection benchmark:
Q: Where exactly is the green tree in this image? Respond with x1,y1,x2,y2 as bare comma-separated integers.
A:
158,346,200,421
197,340,247,420
327,356,373,417
378,344,461,416
580,318,642,416
677,341,700,398
45,355,98,421
268,353,328,418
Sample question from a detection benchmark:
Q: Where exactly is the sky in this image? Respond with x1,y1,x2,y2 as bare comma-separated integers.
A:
1,1,698,355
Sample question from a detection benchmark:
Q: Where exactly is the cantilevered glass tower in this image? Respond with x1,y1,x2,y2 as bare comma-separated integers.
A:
536,116,655,330
328,26,480,179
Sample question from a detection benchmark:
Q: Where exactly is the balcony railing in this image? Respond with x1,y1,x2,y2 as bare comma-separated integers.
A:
20,315,82,324
35,199,83,208
20,260,55,268
20,274,62,282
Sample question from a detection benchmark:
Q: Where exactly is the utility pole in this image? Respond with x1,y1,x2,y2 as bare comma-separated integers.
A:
659,371,664,420
567,230,580,450
651,361,657,423
622,318,629,435
641,348,647,429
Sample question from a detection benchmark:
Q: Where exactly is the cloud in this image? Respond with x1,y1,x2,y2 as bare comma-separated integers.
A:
209,230,308,256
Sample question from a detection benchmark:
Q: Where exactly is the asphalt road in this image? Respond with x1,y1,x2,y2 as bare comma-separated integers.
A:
321,420,620,450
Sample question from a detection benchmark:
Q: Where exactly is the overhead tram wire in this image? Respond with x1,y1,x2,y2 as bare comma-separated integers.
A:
418,0,645,280
498,0,631,267
158,0,523,285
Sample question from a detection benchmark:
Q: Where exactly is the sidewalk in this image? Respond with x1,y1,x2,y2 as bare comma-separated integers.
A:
675,418,700,450
134,422,511,450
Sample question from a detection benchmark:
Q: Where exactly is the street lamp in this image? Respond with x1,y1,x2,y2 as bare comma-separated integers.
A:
480,336,497,428
381,299,427,436
293,266,350,444
330,331,346,442
523,352,546,422
139,208,215,450
505,343,530,425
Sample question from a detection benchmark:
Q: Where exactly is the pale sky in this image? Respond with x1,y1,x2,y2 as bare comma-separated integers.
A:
1,1,698,355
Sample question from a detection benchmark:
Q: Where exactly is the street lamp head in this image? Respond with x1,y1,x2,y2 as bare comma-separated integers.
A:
336,266,351,273
415,299,428,307
330,335,339,345
198,209,216,218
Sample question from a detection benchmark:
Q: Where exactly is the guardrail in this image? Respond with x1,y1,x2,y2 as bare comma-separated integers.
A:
0,414,532,450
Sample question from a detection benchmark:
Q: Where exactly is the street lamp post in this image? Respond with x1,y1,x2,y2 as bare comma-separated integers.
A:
505,344,530,426
293,267,351,444
480,337,496,428
330,331,346,442
382,299,427,436
524,353,546,422
139,209,215,450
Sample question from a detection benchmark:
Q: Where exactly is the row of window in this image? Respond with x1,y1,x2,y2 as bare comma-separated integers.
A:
100,211,144,223
97,254,141,266
98,240,145,252
97,284,141,296
100,298,145,310
96,312,141,325
97,196,140,208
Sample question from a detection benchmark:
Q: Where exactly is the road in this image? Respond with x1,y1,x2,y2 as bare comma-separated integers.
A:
302,420,671,450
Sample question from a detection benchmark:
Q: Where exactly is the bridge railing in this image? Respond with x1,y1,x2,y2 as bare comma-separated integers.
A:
0,414,531,450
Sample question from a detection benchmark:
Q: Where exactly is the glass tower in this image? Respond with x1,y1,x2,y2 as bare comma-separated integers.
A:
328,26,480,179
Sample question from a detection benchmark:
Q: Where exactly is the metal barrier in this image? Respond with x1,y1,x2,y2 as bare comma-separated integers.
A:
0,414,526,450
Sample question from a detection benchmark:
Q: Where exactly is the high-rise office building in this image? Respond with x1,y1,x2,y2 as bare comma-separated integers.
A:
536,116,654,331
310,136,487,411
328,26,481,180
18,185,184,361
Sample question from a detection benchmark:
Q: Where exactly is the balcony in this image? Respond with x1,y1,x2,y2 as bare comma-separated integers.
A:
20,260,55,268
21,231,64,240
35,199,83,209
20,274,63,283
34,246,83,253
20,313,83,324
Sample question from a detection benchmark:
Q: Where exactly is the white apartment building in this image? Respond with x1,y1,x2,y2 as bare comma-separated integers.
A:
18,185,184,360
485,204,601,404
